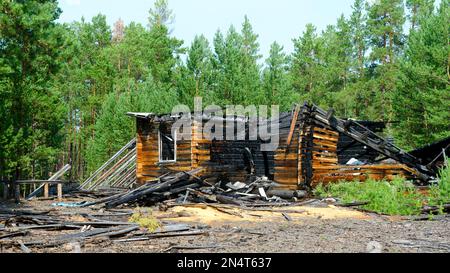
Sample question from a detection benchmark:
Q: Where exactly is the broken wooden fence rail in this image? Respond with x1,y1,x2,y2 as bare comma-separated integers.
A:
16,180,72,201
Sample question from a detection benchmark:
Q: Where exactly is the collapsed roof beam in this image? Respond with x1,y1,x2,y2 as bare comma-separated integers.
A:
303,103,434,182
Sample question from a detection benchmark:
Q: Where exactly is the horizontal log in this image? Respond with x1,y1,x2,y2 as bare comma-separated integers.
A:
313,134,339,142
313,127,339,136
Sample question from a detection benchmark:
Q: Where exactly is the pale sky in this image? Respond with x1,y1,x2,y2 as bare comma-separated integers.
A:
57,0,356,59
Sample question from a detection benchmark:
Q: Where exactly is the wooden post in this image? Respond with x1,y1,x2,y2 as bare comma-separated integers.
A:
57,183,63,201
44,183,49,198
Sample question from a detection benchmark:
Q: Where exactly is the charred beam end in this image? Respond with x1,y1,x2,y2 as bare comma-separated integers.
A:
326,109,335,122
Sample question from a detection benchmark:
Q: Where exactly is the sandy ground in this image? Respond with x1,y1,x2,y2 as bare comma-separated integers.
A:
1,198,449,253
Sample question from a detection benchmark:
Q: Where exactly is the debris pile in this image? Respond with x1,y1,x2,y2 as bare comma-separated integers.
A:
78,168,305,209
0,207,206,251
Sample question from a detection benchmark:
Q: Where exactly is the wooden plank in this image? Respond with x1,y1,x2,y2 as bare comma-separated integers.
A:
313,127,339,136
286,105,300,146
312,157,338,164
274,154,298,160
313,134,339,142
312,164,414,171
191,150,210,155
274,166,298,171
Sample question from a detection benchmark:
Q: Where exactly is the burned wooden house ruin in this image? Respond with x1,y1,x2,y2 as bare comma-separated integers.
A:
77,103,443,193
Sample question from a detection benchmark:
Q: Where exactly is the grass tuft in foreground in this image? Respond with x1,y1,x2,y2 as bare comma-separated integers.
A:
128,208,161,232
429,158,450,207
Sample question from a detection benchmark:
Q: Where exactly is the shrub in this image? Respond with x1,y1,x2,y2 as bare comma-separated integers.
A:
314,177,424,216
429,157,450,207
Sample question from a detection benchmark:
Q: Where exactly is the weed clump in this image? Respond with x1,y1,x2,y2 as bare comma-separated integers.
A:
128,208,161,232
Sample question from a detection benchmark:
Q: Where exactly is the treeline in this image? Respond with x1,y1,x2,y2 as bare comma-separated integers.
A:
0,0,448,182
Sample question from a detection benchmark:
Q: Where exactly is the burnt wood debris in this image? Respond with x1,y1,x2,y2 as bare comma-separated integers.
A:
1,103,449,251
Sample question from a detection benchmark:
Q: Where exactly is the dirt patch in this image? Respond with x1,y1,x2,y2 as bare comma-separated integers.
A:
158,204,370,226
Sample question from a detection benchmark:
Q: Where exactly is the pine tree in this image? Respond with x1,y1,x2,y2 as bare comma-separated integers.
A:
240,16,263,105
211,26,244,105
349,0,369,77
322,15,353,93
85,82,179,173
366,0,406,122
147,0,183,88
110,22,151,85
186,35,213,97
0,0,65,180
406,0,435,30
148,0,175,30
291,24,324,103
393,0,450,148
262,42,296,111
367,0,405,65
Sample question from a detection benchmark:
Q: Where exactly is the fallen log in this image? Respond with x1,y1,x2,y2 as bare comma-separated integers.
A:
0,231,29,239
22,225,139,248
0,209,52,216
216,195,242,206
91,225,139,238
338,201,369,207
113,230,208,243
421,204,450,214
0,224,81,232
163,245,219,252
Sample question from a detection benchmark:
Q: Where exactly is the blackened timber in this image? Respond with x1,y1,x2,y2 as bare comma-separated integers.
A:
307,104,434,181
105,169,203,208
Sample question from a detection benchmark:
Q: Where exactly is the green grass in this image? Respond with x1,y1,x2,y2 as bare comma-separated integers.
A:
314,159,450,216
429,159,450,207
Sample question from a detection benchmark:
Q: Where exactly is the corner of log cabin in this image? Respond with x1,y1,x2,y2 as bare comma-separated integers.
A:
274,112,301,190
136,119,158,184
